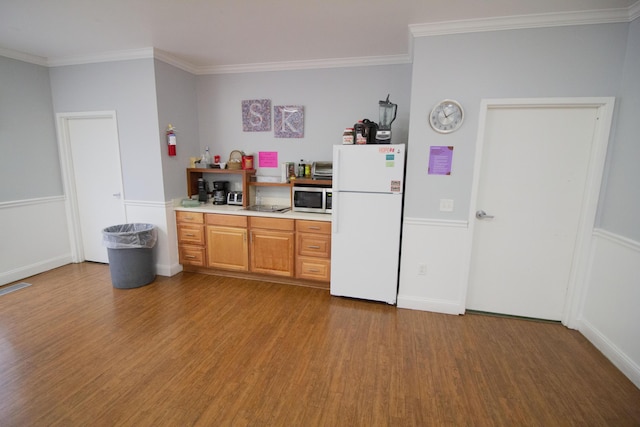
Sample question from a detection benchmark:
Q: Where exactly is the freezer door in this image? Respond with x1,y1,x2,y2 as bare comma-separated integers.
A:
330,191,402,304
333,144,405,193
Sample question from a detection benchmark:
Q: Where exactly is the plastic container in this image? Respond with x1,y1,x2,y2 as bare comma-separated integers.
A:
343,128,354,144
102,224,157,289
242,155,254,170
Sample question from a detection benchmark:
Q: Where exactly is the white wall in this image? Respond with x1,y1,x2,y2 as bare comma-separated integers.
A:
0,56,70,285
0,56,62,201
0,197,71,285
49,59,164,202
398,20,640,388
196,64,412,176
579,17,640,389
155,59,200,201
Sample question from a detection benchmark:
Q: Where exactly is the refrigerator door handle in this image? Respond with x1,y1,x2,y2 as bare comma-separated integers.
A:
333,149,340,191
332,193,338,233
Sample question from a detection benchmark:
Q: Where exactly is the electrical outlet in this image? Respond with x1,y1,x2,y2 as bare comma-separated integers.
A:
439,199,454,212
418,263,427,275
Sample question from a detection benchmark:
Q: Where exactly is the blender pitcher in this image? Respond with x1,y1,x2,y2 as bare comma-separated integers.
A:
375,94,397,144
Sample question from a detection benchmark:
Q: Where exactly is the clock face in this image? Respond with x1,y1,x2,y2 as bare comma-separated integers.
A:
430,100,464,133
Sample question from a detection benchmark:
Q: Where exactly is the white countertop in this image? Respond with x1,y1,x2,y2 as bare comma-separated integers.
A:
174,203,332,222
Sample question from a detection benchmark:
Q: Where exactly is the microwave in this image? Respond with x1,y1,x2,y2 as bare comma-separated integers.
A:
292,186,332,213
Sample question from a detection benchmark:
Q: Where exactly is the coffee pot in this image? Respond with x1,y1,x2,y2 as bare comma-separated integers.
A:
375,94,397,144
353,119,378,144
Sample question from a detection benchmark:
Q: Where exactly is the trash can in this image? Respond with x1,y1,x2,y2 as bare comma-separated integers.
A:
102,223,157,289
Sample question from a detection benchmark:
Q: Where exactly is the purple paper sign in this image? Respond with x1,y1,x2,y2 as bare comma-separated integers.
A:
428,146,454,175
259,151,278,168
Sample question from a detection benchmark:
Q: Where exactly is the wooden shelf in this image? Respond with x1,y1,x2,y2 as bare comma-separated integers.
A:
248,181,291,187
186,168,256,207
291,178,332,187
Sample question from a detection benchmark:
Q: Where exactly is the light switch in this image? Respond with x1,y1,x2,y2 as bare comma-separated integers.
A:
439,199,454,212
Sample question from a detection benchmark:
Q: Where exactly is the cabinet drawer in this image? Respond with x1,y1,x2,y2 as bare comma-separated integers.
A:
296,256,331,282
176,211,204,224
296,220,331,234
249,217,295,231
206,213,248,228
179,245,206,267
178,224,205,245
297,233,331,258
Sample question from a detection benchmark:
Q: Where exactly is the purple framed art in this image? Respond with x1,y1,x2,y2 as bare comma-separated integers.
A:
274,105,304,138
242,99,271,132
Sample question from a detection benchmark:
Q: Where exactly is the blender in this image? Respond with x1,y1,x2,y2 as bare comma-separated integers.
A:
375,94,397,144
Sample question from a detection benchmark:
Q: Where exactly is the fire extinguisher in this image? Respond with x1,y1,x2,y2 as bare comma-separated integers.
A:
166,124,177,156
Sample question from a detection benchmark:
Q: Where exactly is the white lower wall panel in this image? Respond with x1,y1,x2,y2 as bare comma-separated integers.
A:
579,229,640,389
124,200,182,277
397,218,469,315
0,197,72,286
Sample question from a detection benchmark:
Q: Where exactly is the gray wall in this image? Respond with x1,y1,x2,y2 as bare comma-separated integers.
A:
0,56,61,201
599,17,640,241
405,23,629,227
49,59,164,202
196,64,412,173
154,59,200,200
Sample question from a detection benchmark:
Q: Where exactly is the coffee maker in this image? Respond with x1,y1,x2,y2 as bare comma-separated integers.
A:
212,181,229,205
375,94,397,144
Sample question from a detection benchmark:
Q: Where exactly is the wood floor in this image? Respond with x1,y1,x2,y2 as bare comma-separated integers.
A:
0,263,638,426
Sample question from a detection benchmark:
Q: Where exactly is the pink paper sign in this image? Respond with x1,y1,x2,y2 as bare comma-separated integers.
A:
258,151,278,168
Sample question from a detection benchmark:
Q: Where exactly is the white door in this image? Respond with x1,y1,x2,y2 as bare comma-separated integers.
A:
60,113,126,263
466,100,612,321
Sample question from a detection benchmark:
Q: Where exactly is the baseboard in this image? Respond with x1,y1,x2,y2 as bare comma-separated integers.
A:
0,255,72,286
397,294,464,315
579,318,640,389
157,262,183,277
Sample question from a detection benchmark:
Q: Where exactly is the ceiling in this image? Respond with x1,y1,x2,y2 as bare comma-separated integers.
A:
0,0,637,73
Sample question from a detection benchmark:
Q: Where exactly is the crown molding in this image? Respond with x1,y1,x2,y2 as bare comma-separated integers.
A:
152,49,200,74
410,6,636,37
0,46,48,66
630,1,640,21
46,47,155,67
195,54,411,75
3,2,638,71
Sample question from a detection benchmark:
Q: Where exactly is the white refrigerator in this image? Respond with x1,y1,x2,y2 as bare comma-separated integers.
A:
330,144,406,304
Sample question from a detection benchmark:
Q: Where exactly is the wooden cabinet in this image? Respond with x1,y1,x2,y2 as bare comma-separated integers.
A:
176,211,206,267
249,217,295,277
295,220,331,284
206,214,249,271
176,209,331,288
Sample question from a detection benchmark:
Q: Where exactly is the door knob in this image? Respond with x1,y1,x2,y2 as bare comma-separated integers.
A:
112,192,122,199
475,210,494,219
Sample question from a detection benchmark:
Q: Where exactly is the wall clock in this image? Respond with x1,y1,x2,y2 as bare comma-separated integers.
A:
429,99,464,133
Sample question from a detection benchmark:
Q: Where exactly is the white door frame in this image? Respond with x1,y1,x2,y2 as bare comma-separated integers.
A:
462,97,615,328
56,111,127,263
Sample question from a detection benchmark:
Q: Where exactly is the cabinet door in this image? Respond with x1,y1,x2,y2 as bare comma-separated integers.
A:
250,229,295,277
206,226,249,271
